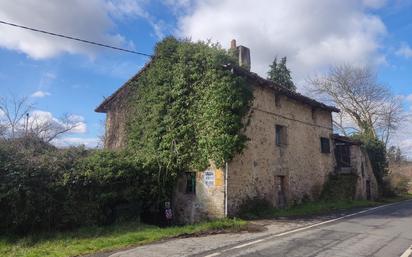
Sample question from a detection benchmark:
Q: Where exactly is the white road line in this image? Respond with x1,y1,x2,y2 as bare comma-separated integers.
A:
400,245,412,257
202,200,412,257
270,205,385,238
231,239,265,249
203,253,222,257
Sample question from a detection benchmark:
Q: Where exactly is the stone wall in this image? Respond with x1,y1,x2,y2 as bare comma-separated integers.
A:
104,86,131,149
173,166,225,224
226,84,335,216
349,145,379,200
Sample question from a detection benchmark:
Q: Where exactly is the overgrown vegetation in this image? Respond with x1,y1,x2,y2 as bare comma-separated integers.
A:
320,174,358,201
0,137,166,234
127,37,253,170
0,38,254,235
126,37,253,202
0,137,89,233
0,218,246,257
386,173,410,195
352,133,389,195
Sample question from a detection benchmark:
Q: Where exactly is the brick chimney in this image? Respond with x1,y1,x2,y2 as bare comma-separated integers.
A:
230,39,251,71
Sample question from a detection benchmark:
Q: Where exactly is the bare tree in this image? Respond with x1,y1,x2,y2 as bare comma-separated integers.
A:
0,96,32,138
97,119,106,149
332,111,360,137
0,95,81,142
309,65,405,145
27,113,81,142
0,123,6,138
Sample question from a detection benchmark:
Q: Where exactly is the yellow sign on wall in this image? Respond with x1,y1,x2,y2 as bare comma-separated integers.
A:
215,168,224,186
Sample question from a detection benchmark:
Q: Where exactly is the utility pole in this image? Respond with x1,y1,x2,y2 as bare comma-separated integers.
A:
25,112,29,136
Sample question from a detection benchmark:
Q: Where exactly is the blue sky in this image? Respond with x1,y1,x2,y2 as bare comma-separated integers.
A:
0,0,411,155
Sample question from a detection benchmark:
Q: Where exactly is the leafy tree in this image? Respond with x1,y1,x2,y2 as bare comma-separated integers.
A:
267,56,296,91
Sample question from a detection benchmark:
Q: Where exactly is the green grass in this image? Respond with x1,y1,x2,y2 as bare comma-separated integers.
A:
241,194,412,220
3,195,412,257
0,218,247,257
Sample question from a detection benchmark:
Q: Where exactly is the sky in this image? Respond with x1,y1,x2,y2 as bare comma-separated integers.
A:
0,0,411,156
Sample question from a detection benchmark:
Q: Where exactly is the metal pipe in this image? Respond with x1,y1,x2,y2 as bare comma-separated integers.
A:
224,162,228,217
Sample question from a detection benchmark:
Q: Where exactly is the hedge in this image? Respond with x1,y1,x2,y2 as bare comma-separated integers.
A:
0,138,161,234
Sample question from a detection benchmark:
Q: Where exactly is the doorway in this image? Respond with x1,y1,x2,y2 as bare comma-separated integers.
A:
275,176,287,208
366,180,371,200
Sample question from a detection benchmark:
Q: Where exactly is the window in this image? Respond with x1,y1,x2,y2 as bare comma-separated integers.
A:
320,137,330,153
185,172,196,194
276,125,287,146
335,143,351,167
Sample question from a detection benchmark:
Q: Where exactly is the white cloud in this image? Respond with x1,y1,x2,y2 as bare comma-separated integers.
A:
29,110,87,134
106,0,168,39
67,114,87,133
0,0,127,59
31,90,51,98
106,0,149,18
362,0,387,9
407,94,412,103
396,42,412,59
29,110,54,124
176,0,386,83
70,123,87,134
332,111,360,134
164,0,193,9
163,0,194,15
52,137,100,148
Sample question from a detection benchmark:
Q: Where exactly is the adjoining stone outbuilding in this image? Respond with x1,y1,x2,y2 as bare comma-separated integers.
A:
333,135,379,200
96,40,378,224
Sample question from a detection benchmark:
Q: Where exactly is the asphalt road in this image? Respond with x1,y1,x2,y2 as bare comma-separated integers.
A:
198,200,412,257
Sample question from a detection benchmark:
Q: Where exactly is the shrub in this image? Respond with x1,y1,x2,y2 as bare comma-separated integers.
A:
320,174,358,201
387,173,410,195
66,150,163,226
0,138,89,233
0,138,166,234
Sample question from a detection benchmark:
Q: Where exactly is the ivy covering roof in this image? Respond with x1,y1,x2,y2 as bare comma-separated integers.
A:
95,58,339,113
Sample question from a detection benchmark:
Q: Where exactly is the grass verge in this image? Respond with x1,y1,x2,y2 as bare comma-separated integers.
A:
0,218,247,257
240,194,412,220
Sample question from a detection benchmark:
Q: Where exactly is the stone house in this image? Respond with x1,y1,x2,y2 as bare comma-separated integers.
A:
96,40,378,224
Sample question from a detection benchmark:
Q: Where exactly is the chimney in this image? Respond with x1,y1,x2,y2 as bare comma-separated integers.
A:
230,39,237,49
230,39,251,71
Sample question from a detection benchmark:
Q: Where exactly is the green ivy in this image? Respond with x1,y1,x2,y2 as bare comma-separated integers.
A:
352,133,388,195
126,37,253,175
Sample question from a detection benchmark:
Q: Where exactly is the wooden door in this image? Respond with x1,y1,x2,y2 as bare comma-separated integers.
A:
366,180,371,200
276,176,286,208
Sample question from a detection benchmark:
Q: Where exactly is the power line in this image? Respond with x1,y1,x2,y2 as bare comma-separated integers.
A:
0,20,153,57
